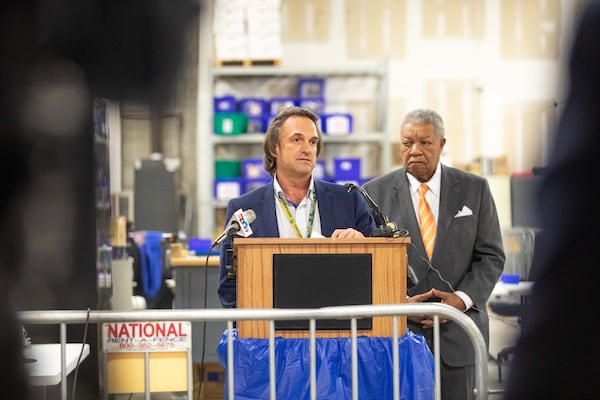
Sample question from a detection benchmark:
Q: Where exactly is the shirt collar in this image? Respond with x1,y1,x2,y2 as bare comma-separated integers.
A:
273,173,315,201
407,162,442,196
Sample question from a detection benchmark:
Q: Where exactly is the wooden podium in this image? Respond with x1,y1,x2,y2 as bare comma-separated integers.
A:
234,237,410,338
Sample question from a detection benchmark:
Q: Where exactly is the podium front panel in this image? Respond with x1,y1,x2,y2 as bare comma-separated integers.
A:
233,237,410,338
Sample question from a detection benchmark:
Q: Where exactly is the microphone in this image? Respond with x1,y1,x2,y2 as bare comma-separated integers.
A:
345,183,404,237
211,208,256,248
345,183,418,288
406,263,419,289
344,183,389,228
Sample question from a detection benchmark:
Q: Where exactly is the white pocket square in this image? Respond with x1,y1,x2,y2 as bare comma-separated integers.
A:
454,206,473,218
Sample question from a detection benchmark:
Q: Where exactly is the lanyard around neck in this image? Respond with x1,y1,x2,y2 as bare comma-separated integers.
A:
277,190,317,238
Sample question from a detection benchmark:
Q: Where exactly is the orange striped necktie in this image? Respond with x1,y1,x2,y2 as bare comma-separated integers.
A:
418,184,436,260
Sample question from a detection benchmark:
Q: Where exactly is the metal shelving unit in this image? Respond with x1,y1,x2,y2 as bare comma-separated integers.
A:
196,61,390,237
212,132,386,144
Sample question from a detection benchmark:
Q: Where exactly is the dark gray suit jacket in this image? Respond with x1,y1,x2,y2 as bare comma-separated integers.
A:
363,164,505,367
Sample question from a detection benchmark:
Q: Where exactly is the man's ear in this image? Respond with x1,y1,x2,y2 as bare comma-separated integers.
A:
270,146,278,159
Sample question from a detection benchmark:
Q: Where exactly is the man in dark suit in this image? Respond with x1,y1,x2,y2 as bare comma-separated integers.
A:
217,106,376,308
504,1,600,399
363,109,505,400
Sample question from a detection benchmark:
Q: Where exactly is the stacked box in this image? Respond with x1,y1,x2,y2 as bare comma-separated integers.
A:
247,32,283,60
246,0,282,60
213,0,248,60
214,0,282,62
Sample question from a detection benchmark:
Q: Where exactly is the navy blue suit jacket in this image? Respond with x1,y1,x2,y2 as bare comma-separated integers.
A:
217,179,377,307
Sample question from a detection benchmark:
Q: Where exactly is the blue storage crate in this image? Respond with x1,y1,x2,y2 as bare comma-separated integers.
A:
321,113,353,134
239,98,268,117
214,178,243,201
333,157,361,180
214,95,237,112
264,114,276,130
298,97,325,115
313,160,328,180
242,158,270,179
269,97,297,114
188,238,212,255
298,77,325,98
244,178,271,193
246,116,267,133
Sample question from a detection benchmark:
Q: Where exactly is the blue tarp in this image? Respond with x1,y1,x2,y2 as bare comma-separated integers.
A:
216,329,435,400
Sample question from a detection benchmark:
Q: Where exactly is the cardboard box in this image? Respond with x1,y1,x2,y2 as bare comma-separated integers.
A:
194,362,225,400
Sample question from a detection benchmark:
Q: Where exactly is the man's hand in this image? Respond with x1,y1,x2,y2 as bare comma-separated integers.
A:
407,289,451,329
431,288,466,311
331,228,365,238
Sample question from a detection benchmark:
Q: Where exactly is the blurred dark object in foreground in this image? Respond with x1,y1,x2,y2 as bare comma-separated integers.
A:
1,1,200,398
2,0,200,107
504,1,600,399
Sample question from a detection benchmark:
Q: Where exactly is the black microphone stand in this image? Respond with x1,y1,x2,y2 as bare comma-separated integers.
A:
345,183,417,288
345,183,397,237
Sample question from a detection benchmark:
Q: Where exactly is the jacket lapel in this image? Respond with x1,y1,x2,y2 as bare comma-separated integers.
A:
257,183,280,237
392,171,422,246
315,181,335,235
435,165,461,260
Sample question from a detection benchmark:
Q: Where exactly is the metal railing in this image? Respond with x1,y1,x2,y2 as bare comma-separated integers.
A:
19,303,490,400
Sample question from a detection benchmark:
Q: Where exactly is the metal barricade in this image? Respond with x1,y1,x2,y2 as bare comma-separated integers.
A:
19,303,490,400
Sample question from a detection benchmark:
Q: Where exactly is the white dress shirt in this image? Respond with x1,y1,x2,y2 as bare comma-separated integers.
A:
273,175,323,238
406,163,473,311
